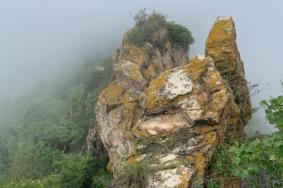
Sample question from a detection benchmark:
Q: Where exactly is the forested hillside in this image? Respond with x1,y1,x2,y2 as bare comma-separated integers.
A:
0,58,113,187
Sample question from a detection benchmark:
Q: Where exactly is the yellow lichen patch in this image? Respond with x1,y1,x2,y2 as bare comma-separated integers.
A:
119,94,138,130
100,81,124,105
177,171,190,188
132,126,149,138
206,18,235,43
186,155,194,162
143,64,156,81
198,125,216,134
203,131,217,145
194,153,206,175
146,70,171,109
205,18,237,73
122,44,149,66
208,88,229,112
184,57,207,80
127,154,140,165
205,69,223,89
113,60,145,83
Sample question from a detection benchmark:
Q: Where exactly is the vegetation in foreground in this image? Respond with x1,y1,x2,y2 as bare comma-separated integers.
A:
207,83,283,188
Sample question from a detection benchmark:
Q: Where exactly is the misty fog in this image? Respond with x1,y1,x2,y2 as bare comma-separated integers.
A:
0,0,282,134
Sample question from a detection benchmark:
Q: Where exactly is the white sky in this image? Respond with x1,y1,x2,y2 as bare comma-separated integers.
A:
0,0,282,133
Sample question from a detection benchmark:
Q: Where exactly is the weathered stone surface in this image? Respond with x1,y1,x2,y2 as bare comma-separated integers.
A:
205,16,252,137
96,57,239,187
95,17,251,187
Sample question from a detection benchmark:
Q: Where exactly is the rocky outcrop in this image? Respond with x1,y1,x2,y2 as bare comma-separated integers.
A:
205,16,252,138
95,17,251,187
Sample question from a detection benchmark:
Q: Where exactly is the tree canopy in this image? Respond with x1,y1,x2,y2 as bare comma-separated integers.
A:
0,57,113,188
127,10,194,49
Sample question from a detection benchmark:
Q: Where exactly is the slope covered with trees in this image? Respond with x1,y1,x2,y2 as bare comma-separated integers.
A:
0,57,113,188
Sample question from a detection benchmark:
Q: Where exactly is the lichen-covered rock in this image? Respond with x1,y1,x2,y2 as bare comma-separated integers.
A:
205,16,252,137
109,25,190,101
95,17,251,188
96,56,239,187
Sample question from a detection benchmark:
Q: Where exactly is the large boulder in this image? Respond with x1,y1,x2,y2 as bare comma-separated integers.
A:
95,17,251,187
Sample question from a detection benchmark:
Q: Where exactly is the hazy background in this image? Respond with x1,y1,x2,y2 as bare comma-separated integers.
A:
0,0,282,133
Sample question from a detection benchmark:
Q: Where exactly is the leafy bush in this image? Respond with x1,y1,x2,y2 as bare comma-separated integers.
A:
167,22,194,49
208,87,283,188
127,10,193,49
0,174,62,188
261,95,283,133
91,171,112,188
91,156,112,188
210,137,283,187
1,153,112,188
54,152,93,188
9,141,61,180
127,10,167,46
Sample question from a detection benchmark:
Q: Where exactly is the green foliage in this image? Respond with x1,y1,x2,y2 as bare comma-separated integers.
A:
207,180,221,188
0,136,8,181
1,153,112,188
210,137,283,187
0,178,60,188
0,57,113,187
209,87,283,187
119,161,151,188
54,152,93,188
167,22,194,49
127,10,193,49
9,141,61,180
209,145,233,178
261,95,283,133
91,156,113,188
127,11,167,46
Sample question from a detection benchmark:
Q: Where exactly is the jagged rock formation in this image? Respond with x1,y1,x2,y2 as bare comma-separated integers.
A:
205,17,251,138
95,17,251,187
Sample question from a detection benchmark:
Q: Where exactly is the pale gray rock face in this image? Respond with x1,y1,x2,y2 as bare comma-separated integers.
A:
163,69,193,100
86,127,97,153
172,47,189,67
95,17,251,188
96,26,190,185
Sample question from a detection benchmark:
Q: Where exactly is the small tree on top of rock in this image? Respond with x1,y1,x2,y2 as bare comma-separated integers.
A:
133,9,148,26
167,21,194,49
127,10,194,50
